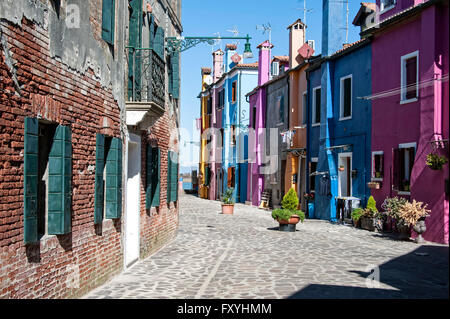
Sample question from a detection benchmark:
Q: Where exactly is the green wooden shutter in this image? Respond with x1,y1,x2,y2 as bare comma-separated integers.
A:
101,0,115,45
170,152,178,202
171,51,180,99
128,0,143,100
106,137,122,219
48,125,72,235
152,148,161,207
167,150,172,203
145,145,153,209
154,26,165,59
24,117,39,243
94,134,105,224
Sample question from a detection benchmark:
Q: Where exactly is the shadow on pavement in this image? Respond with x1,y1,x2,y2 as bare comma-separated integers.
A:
287,245,449,299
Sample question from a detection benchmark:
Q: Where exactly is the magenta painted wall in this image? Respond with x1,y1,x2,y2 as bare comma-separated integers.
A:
371,1,449,244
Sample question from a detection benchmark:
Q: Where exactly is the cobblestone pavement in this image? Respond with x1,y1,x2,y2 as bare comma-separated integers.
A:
84,194,449,299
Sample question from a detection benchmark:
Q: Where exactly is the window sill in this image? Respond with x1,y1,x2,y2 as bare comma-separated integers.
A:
311,123,320,127
400,98,418,105
397,191,411,196
371,177,383,182
339,116,352,121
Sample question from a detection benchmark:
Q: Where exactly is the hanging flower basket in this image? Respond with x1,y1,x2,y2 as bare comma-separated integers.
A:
426,153,448,170
367,181,381,189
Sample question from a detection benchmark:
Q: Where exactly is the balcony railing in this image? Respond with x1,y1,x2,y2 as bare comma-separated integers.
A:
127,47,166,107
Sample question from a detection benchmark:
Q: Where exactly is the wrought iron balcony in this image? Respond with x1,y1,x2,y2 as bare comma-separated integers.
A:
127,47,166,108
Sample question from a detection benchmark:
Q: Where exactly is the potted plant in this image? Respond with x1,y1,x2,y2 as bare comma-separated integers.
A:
360,196,383,231
221,187,235,214
351,208,363,228
398,200,430,243
272,188,305,232
426,153,448,170
338,165,345,172
381,196,408,233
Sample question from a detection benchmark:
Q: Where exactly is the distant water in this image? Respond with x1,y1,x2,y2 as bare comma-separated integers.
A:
183,182,193,190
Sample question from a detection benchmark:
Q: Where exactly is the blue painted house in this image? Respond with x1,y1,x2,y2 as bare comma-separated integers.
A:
221,44,258,203
306,0,372,221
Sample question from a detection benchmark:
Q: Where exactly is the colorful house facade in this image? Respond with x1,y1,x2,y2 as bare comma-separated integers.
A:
363,0,449,244
306,1,373,221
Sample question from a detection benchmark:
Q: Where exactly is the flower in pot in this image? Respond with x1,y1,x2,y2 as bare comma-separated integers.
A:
398,200,430,243
382,196,408,232
221,187,235,214
351,208,363,228
360,196,382,231
272,188,305,232
338,165,345,172
426,153,448,170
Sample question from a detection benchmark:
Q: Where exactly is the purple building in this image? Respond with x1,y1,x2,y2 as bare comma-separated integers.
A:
364,0,449,244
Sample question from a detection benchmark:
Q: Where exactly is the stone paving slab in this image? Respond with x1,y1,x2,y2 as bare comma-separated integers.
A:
84,194,449,299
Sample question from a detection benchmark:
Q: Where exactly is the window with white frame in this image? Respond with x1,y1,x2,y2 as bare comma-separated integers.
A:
312,86,321,125
372,151,384,181
340,75,352,120
400,51,419,103
272,62,280,77
380,0,396,12
302,91,307,125
393,143,416,193
309,158,318,192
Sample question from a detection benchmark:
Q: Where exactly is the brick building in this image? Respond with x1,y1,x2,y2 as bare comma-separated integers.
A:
0,0,181,298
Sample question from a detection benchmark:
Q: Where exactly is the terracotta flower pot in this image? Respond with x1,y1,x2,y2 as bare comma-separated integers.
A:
278,215,300,225
221,204,234,215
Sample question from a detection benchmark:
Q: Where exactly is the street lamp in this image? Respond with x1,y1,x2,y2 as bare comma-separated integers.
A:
243,36,253,59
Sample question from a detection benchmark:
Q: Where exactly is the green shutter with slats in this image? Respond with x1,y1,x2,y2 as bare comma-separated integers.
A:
152,148,161,207
94,133,105,224
154,26,165,59
105,137,122,219
145,145,153,209
128,0,143,100
48,125,72,235
167,150,172,203
167,151,178,203
171,152,178,202
101,0,115,45
24,117,39,243
171,51,180,99
145,145,160,208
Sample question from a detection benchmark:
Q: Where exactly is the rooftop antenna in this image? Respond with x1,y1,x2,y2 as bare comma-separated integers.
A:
256,23,272,44
296,0,313,39
226,26,240,46
211,32,222,52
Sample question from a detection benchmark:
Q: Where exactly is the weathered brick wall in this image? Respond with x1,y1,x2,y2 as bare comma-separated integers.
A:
139,112,179,260
0,16,124,298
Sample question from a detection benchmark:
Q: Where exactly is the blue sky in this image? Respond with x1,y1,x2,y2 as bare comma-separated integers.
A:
179,0,365,170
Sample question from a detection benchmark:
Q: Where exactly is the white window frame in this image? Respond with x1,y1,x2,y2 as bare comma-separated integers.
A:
312,86,321,127
302,91,307,125
371,151,384,181
339,74,353,121
380,0,396,14
397,142,417,195
400,50,419,104
338,152,353,197
272,62,280,77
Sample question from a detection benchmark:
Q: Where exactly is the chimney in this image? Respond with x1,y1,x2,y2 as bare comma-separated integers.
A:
322,0,345,57
212,49,224,83
256,40,273,86
287,19,306,69
224,44,237,73
201,67,211,90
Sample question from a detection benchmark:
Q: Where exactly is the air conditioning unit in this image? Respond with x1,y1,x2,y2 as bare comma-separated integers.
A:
307,40,315,51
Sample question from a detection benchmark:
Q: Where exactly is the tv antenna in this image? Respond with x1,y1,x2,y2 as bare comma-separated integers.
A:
296,0,313,39
256,23,272,44
226,26,240,46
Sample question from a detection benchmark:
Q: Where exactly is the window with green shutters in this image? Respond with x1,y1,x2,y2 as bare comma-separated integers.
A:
23,117,72,243
169,51,180,99
153,25,165,60
128,0,143,100
101,0,115,45
167,151,179,203
146,146,160,208
94,134,123,223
